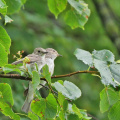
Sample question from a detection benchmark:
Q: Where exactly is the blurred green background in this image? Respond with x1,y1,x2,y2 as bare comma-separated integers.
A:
0,0,120,119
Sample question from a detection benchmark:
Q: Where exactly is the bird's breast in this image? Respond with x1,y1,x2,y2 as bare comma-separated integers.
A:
46,58,54,76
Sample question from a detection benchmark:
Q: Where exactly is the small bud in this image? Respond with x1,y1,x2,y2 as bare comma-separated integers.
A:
22,50,24,53
20,55,22,58
23,57,30,64
17,51,21,55
13,55,16,58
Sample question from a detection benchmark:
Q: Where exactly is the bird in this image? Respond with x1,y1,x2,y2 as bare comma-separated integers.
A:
12,47,48,113
45,48,62,76
37,48,62,90
12,47,62,113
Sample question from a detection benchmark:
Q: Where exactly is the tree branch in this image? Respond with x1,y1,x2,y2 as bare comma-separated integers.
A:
87,113,99,120
0,70,98,81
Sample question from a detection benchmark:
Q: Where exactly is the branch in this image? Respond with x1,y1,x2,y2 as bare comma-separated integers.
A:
87,113,99,120
51,70,98,79
0,70,98,81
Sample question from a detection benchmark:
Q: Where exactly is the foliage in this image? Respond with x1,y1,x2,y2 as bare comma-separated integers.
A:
0,26,11,66
48,0,90,29
1,48,120,120
74,49,120,87
0,83,20,120
0,0,120,120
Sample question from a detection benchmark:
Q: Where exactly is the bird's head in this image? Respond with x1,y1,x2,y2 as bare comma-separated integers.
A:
34,48,48,56
46,48,62,60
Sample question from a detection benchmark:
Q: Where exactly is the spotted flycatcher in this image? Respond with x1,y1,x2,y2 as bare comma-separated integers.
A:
12,48,48,113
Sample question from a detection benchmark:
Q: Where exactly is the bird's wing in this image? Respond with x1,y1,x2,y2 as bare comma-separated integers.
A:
26,54,41,63
12,54,41,65
12,58,24,65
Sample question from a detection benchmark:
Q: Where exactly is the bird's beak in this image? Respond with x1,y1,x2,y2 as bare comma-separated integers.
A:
43,52,48,54
58,54,62,57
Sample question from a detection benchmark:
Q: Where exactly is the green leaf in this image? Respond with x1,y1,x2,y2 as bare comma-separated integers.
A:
5,0,22,14
67,114,79,120
42,64,51,84
100,88,109,113
94,61,120,87
47,0,60,18
58,92,65,106
108,101,120,120
0,102,20,120
68,0,90,16
59,110,65,120
94,59,117,87
31,94,57,119
45,93,57,118
0,0,7,15
31,98,46,118
56,0,67,12
58,92,68,111
0,83,14,106
92,50,120,86
79,109,91,120
28,112,39,120
72,104,83,118
0,43,8,66
32,71,40,91
109,63,120,84
64,8,86,29
74,48,93,66
54,80,81,100
92,49,115,62
63,99,68,112
5,15,13,25
47,0,67,18
57,80,64,85
0,26,11,53
67,104,91,120
0,83,19,119
100,87,119,113
65,0,90,29
2,64,21,74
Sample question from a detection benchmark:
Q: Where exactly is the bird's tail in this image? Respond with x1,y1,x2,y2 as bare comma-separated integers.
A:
21,99,32,113
22,82,34,113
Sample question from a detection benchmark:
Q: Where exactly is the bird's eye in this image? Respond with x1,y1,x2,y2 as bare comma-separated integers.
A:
38,50,41,53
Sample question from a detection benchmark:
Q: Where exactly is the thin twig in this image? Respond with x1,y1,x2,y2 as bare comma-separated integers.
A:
87,113,99,120
51,70,98,79
40,83,72,102
46,80,61,106
0,70,98,81
40,83,58,95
